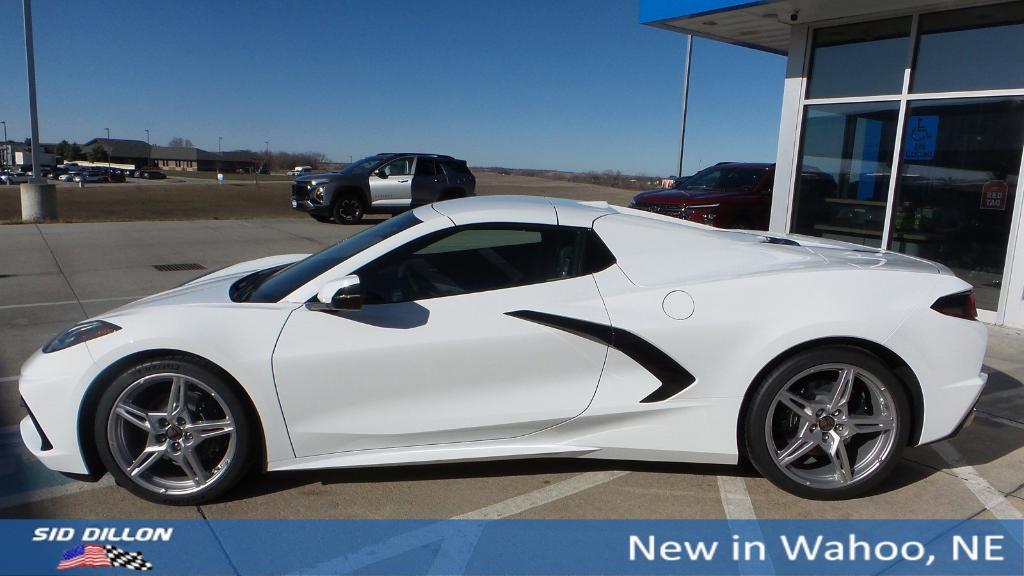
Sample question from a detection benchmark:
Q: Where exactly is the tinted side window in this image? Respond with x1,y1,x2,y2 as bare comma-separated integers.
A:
415,158,437,176
441,161,471,176
357,225,588,304
684,169,722,189
720,168,767,189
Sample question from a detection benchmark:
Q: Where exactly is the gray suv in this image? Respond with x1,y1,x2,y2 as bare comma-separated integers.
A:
291,153,476,224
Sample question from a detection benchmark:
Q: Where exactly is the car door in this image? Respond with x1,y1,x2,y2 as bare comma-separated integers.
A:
411,157,445,206
368,156,415,209
272,224,610,457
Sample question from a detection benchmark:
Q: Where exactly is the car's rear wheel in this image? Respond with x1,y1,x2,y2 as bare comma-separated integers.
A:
95,357,252,505
332,192,365,224
745,346,909,500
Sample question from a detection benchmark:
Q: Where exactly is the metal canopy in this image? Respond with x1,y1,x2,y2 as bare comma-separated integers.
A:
640,0,1015,54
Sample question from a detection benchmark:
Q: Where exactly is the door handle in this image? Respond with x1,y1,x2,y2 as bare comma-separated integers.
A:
397,179,409,183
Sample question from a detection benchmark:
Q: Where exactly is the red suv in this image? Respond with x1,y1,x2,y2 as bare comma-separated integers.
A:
629,162,774,230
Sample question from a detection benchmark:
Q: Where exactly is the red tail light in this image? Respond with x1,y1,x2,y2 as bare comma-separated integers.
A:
931,290,977,321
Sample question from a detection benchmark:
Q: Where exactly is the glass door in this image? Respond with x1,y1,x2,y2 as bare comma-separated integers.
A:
889,97,1024,311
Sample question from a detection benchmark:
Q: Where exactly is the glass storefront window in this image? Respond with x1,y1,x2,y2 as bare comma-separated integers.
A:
791,102,901,248
807,18,911,99
890,97,1024,310
912,3,1024,94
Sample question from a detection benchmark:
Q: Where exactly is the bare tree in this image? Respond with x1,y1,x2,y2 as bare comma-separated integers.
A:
167,137,194,148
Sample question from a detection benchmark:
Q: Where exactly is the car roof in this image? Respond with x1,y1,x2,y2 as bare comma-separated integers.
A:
706,162,773,170
430,195,617,227
376,153,457,160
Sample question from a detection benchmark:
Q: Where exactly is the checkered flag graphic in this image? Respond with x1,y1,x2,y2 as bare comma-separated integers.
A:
104,545,153,571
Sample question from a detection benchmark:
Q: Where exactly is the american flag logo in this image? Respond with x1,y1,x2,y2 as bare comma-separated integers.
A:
57,544,153,571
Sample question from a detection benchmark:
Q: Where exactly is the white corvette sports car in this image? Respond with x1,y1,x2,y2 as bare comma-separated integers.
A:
20,196,986,504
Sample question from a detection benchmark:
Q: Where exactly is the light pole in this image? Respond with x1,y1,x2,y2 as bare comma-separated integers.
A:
218,136,222,153
104,127,110,168
1,121,6,167
20,0,56,222
676,35,693,179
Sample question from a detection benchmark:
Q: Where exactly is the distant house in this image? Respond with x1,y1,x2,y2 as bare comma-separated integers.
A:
82,138,258,172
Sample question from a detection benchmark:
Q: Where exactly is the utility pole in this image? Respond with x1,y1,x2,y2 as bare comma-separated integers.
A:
20,0,56,222
676,35,693,179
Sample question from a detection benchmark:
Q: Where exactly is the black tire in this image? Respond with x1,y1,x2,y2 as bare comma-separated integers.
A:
310,214,333,223
94,356,253,505
744,346,910,500
332,192,365,224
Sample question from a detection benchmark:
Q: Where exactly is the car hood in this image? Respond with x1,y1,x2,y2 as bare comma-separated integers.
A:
295,172,360,185
101,253,309,316
633,188,738,205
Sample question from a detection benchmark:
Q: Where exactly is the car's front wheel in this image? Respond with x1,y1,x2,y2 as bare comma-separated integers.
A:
745,346,909,500
332,193,365,224
94,357,253,505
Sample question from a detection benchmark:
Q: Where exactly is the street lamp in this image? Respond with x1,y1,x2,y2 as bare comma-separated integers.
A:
218,136,222,153
104,127,110,168
144,129,150,169
1,121,6,168
20,0,56,222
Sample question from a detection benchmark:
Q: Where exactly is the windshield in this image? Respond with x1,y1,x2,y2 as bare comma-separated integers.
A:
243,211,423,303
338,155,385,176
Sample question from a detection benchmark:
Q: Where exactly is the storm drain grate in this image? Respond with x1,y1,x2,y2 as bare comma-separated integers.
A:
152,263,207,272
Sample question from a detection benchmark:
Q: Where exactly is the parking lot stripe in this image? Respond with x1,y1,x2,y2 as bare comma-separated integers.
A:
931,443,1023,520
976,411,1024,432
453,470,631,520
304,471,630,574
0,475,115,510
0,295,140,311
716,475,756,520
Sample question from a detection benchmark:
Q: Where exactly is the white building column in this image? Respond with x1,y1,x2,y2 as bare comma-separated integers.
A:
768,24,809,234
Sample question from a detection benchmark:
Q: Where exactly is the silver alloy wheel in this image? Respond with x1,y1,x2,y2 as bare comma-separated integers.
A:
106,373,236,495
765,363,898,489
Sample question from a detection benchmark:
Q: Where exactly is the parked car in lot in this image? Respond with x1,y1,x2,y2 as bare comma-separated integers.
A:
630,162,775,230
19,195,986,504
287,166,315,176
137,169,166,179
74,170,110,184
1,171,30,185
292,153,476,224
59,172,80,182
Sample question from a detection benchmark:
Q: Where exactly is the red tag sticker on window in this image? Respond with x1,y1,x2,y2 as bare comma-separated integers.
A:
981,180,1009,211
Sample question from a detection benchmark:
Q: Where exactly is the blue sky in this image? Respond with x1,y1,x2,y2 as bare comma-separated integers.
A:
0,0,785,176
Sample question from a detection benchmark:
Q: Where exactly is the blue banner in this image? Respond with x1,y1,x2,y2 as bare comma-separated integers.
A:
2,520,1021,575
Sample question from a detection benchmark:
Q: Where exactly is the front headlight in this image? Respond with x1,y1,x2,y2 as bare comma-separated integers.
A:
307,182,326,203
42,320,121,353
681,204,720,224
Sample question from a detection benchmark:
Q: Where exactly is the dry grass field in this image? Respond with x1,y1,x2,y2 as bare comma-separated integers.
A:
0,171,640,224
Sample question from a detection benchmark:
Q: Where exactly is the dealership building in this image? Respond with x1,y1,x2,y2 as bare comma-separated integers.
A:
642,0,1024,328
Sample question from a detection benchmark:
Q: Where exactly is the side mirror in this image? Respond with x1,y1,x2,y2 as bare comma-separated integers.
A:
310,275,362,311
375,169,388,179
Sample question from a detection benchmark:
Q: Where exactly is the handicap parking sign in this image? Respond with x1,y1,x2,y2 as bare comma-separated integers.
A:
903,115,939,161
